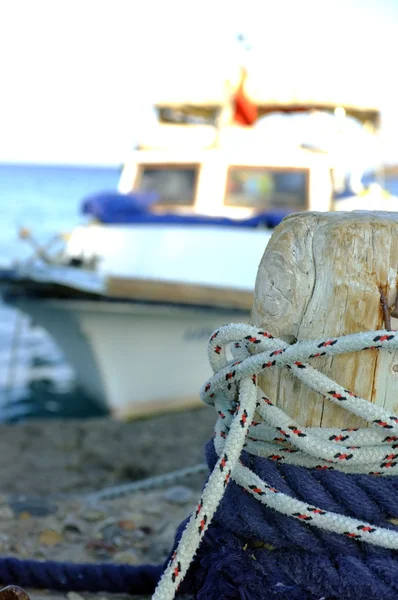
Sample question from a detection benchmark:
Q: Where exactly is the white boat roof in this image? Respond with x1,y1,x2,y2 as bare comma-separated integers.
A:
130,143,331,167
132,123,381,172
154,62,381,128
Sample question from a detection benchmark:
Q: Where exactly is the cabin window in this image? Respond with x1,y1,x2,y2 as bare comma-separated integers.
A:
136,165,198,206
157,107,219,125
224,167,309,210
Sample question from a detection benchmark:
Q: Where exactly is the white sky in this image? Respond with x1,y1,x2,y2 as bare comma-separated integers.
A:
0,0,397,165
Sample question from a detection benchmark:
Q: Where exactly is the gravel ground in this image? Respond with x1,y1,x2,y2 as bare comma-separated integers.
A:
0,406,216,600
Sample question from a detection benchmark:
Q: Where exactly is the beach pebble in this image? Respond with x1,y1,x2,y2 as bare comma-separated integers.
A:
62,514,88,535
149,522,177,562
67,592,85,600
162,485,193,505
39,529,63,546
113,550,141,565
101,524,123,545
9,497,56,517
118,519,136,531
10,541,29,556
125,511,144,524
141,504,162,516
80,506,107,522
0,506,14,519
153,517,171,534
85,538,117,559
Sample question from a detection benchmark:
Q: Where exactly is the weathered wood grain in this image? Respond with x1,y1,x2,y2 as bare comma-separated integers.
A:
252,211,398,428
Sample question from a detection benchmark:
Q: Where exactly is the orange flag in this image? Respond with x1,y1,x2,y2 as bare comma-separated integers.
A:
232,71,257,126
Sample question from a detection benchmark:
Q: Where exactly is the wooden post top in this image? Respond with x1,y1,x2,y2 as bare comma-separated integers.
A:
251,210,398,429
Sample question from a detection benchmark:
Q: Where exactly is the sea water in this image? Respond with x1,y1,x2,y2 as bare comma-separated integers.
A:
0,163,120,421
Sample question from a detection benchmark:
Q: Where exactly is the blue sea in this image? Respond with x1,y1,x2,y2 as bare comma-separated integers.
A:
0,163,398,423
0,163,120,422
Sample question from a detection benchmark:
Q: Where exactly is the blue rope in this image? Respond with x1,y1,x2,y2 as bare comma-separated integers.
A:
171,441,398,599
177,523,398,600
0,557,162,594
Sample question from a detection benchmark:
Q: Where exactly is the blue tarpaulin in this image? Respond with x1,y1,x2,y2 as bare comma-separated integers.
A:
81,191,290,229
81,191,160,222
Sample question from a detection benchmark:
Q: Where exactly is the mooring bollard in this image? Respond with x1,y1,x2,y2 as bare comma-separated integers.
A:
252,210,398,428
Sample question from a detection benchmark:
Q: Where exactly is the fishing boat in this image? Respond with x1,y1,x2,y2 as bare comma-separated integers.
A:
0,47,394,418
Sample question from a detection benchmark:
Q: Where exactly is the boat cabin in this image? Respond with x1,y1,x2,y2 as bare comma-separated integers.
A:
119,137,332,219
117,83,382,222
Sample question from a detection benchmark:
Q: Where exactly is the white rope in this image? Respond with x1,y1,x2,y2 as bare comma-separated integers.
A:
84,463,208,502
152,324,398,600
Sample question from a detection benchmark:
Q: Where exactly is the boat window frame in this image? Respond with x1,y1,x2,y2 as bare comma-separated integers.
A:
133,162,202,209
223,165,311,211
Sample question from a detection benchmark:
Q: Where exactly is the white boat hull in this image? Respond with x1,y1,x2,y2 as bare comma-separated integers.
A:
64,224,273,290
11,297,247,418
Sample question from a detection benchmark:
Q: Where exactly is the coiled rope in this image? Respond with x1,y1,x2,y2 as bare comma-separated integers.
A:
152,323,398,600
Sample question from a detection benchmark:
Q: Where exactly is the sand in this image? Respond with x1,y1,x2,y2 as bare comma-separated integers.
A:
0,406,216,600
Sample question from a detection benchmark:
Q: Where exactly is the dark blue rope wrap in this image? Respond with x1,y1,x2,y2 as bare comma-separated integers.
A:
3,439,398,598
170,440,398,599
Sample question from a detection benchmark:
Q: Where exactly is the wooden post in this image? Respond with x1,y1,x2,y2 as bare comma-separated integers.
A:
251,211,398,429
